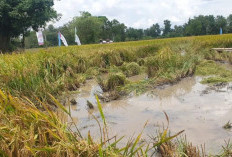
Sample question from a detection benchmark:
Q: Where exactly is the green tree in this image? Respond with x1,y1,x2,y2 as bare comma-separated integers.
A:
126,28,143,41
0,0,58,52
205,15,216,34
169,25,184,37
24,31,39,49
185,17,202,36
227,14,232,33
163,20,172,37
98,16,112,40
145,23,161,38
184,15,218,36
45,25,58,47
69,12,102,44
215,15,227,33
111,19,126,42
60,24,76,45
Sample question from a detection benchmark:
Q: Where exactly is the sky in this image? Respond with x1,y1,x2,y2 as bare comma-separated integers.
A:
53,0,232,29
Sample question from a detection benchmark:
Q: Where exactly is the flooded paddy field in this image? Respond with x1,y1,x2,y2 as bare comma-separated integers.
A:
67,75,232,154
2,35,232,156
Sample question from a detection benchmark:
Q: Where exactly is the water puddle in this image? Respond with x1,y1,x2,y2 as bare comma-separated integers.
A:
66,76,232,154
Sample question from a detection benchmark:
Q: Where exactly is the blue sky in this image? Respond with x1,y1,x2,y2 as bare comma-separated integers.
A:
53,0,232,28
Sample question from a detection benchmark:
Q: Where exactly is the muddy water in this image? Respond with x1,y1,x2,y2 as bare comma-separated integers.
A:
67,76,232,154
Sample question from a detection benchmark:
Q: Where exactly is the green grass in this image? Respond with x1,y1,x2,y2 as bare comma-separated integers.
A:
196,60,232,84
121,62,141,77
97,72,127,92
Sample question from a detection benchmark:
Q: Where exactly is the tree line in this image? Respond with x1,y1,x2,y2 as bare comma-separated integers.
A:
25,12,232,49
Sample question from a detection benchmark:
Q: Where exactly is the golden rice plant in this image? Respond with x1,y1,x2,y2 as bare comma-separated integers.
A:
0,90,100,157
0,34,232,103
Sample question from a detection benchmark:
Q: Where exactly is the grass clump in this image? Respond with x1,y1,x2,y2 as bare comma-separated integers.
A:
145,47,197,80
196,60,226,76
107,73,127,91
201,77,231,84
122,62,141,77
108,65,123,73
85,67,100,79
223,121,232,130
218,141,232,156
97,73,127,92
120,79,152,95
204,50,232,64
135,45,159,58
196,60,232,84
92,50,123,68
76,57,87,73
118,48,135,62
65,74,86,91
137,58,145,66
176,137,206,157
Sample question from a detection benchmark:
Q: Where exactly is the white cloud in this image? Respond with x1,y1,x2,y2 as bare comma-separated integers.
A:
52,0,232,28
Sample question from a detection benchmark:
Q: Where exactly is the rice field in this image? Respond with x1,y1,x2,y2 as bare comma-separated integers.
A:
1,34,232,156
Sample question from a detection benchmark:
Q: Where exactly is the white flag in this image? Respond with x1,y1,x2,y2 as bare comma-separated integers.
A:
75,27,81,45
59,32,68,47
36,30,44,46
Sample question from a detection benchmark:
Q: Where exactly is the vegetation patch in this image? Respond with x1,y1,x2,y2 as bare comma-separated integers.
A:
135,45,159,58
108,65,123,73
223,121,232,130
97,73,127,92
120,79,153,95
137,58,145,66
1,34,232,102
196,60,232,84
0,91,100,157
76,57,88,73
85,67,100,79
176,137,206,157
145,47,198,79
107,73,127,91
122,62,141,77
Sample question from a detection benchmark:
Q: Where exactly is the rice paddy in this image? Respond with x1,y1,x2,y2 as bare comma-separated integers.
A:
1,34,232,156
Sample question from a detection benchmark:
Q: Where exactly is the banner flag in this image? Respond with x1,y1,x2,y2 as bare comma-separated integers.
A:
58,32,68,47
75,27,81,45
36,30,44,46
220,28,223,35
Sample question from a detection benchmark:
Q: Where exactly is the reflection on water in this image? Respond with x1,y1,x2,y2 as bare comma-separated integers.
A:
65,76,232,154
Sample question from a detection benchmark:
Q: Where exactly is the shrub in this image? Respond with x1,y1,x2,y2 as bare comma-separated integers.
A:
124,62,141,77
135,45,159,58
76,57,87,73
85,67,100,79
97,73,127,92
145,47,197,78
137,58,145,66
107,73,127,91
